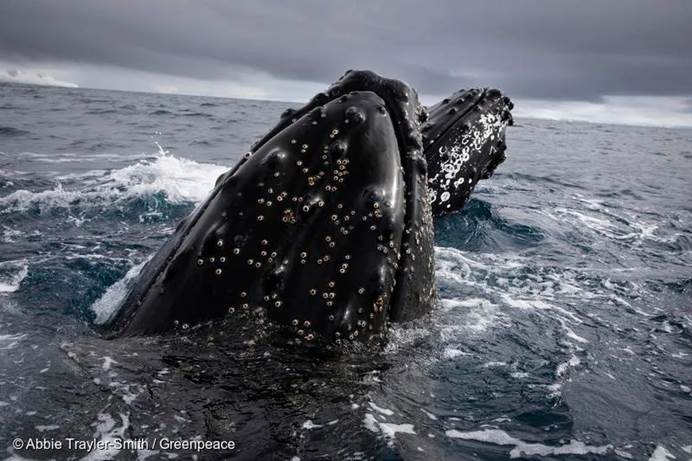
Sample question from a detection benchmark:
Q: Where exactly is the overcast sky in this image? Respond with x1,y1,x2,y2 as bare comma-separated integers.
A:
1,0,691,126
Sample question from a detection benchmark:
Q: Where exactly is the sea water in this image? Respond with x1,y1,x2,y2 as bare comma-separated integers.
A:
1,82,691,460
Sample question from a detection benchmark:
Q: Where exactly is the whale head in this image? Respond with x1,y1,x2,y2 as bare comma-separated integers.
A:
107,70,435,343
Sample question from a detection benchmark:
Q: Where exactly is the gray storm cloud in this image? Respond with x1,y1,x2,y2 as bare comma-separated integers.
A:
0,0,691,102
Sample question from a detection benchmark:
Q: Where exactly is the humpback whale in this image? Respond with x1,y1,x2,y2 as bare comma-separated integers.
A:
104,71,514,342
106,70,436,342
422,88,514,215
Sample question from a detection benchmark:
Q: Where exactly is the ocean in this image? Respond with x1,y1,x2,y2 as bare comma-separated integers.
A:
1,82,691,460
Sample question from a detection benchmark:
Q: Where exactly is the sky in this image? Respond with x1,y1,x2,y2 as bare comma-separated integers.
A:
1,0,691,127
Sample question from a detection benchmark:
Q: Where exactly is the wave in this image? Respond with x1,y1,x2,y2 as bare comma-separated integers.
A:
0,333,27,350
415,244,653,396
0,126,29,137
549,204,683,249
180,111,212,118
0,153,227,213
434,199,545,251
445,428,610,458
433,246,596,327
85,109,118,115
0,259,29,293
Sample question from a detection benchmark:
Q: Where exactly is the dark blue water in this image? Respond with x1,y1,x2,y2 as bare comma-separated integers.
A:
1,82,691,460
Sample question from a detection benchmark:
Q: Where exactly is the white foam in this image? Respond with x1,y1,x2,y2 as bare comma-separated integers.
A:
136,448,160,460
379,422,416,438
556,354,581,377
445,428,610,458
383,325,433,355
0,260,29,293
420,408,438,420
440,298,502,334
363,413,379,433
0,152,227,212
1,226,23,243
118,383,143,405
35,424,60,432
91,258,150,324
82,412,130,461
0,333,27,350
648,446,676,461
434,247,590,327
363,412,416,445
443,348,469,359
499,294,582,323
301,420,323,430
107,153,226,203
554,208,628,240
101,356,117,371
562,324,589,344
553,205,678,246
368,402,395,416
615,448,635,459
547,383,563,398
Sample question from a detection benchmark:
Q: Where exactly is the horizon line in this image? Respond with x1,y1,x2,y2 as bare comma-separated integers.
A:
2,79,691,131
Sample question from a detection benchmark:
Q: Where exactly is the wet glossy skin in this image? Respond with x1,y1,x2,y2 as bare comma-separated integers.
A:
423,88,514,216
107,71,435,341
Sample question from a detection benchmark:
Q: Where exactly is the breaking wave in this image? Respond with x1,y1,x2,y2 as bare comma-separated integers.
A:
0,153,227,213
0,259,29,293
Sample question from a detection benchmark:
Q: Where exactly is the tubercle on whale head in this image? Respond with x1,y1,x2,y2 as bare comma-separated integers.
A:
422,87,514,216
106,70,436,344
255,70,427,156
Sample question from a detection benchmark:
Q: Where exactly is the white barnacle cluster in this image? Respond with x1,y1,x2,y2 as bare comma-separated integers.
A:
429,108,508,208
